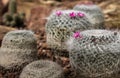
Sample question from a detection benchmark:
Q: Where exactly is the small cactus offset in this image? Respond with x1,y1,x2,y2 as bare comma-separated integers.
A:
20,60,64,78
73,2,104,29
45,10,92,57
0,30,38,77
9,0,17,15
67,30,120,78
2,0,25,27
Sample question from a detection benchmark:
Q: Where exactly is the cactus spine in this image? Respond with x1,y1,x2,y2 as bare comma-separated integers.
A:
73,3,104,29
0,30,38,77
20,60,64,78
67,29,120,78
46,10,93,57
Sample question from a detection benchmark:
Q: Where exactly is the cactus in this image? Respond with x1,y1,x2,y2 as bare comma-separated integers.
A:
45,10,93,57
73,3,104,29
9,0,17,15
0,30,38,77
20,60,64,78
2,0,25,27
67,29,120,78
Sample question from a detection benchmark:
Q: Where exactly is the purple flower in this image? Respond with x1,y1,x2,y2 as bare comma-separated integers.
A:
56,11,62,16
69,12,76,18
77,12,85,17
73,32,82,39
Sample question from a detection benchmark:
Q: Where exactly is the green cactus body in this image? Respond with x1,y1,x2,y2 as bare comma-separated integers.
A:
2,0,25,27
20,60,64,78
3,13,25,27
45,10,92,57
3,13,13,22
67,30,120,78
73,4,104,29
10,20,16,26
9,0,17,15
0,30,37,77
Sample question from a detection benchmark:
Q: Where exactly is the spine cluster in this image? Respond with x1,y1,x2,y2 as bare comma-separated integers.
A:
67,30,120,78
20,60,64,78
73,3,104,29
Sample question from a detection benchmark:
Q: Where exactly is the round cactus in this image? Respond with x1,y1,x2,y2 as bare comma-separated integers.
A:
45,10,92,57
0,30,38,77
67,29,120,78
73,3,104,29
20,60,64,78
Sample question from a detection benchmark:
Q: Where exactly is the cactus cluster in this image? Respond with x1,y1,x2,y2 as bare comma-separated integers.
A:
2,0,25,27
73,3,104,29
0,1,116,78
67,30,120,78
0,30,37,77
20,60,64,78
46,10,93,56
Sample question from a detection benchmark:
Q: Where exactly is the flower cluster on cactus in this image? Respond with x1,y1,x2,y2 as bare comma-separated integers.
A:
0,30,38,77
73,2,104,29
45,10,93,57
67,29,120,78
20,60,64,78
55,11,85,18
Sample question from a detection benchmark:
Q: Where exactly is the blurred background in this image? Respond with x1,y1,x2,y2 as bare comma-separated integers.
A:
17,0,120,29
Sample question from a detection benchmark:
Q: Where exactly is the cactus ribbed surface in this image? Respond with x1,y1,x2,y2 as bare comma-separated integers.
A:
73,3,104,29
67,30,120,78
20,60,64,78
46,10,92,57
0,30,37,77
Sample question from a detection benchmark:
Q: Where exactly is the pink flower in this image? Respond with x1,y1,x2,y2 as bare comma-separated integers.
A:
69,12,76,18
77,12,85,17
73,32,82,39
56,11,62,16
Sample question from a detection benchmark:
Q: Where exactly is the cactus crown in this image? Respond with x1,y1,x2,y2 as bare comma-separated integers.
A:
82,30,118,43
70,30,119,48
9,0,17,15
46,10,92,30
73,3,104,29
20,60,64,78
73,3,102,14
1,30,37,49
